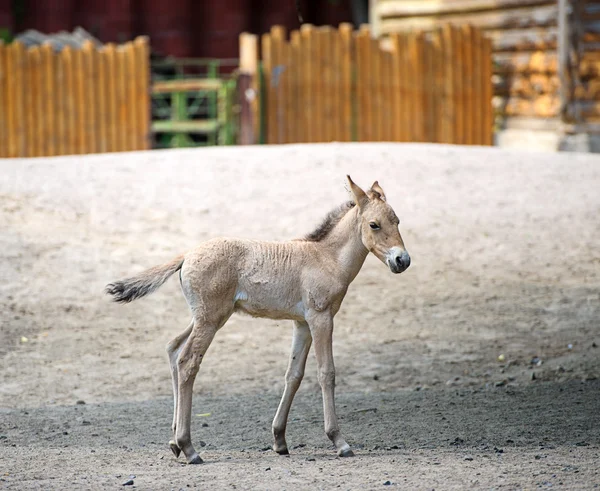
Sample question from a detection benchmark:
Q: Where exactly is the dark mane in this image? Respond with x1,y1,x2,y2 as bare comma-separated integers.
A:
302,201,356,242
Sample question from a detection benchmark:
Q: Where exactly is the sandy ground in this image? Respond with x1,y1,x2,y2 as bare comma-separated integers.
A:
0,142,599,490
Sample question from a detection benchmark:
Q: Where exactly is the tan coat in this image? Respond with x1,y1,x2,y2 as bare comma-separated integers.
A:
106,176,410,464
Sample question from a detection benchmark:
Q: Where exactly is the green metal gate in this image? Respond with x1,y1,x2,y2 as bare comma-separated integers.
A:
150,58,238,148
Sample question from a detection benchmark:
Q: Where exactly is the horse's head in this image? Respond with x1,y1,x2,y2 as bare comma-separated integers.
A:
347,175,410,274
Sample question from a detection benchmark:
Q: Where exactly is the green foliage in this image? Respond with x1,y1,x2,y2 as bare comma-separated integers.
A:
0,28,13,43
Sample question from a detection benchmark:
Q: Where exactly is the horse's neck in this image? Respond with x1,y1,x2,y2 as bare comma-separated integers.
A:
321,206,369,284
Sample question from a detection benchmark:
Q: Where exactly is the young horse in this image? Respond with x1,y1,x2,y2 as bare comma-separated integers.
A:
105,176,410,464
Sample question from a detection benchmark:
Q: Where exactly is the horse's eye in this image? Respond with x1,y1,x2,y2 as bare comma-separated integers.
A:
369,222,380,230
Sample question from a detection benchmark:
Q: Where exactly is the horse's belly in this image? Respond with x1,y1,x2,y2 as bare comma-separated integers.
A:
233,288,305,321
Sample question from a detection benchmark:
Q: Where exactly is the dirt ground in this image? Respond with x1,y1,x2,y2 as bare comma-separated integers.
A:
1,143,599,490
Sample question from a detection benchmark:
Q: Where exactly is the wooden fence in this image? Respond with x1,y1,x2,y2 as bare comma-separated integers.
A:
370,0,600,137
240,24,493,145
0,37,150,158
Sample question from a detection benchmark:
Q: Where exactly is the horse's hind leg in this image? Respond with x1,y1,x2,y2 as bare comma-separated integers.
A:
166,320,194,457
175,307,232,464
272,320,312,455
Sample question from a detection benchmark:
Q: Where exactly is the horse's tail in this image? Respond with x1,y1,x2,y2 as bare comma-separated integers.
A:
105,255,185,303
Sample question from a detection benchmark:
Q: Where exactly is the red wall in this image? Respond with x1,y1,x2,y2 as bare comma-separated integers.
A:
2,0,353,58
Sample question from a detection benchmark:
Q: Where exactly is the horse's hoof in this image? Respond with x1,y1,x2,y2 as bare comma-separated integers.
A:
273,445,289,456
187,453,203,465
169,440,181,458
338,447,355,457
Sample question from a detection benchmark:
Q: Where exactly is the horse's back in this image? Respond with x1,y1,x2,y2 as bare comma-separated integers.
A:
179,237,310,321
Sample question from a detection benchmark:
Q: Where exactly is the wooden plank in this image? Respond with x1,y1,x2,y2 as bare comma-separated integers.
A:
408,31,425,142
471,28,483,145
442,25,455,144
55,45,67,156
261,32,273,144
462,25,474,145
125,42,138,152
152,120,220,134
74,47,86,154
339,23,353,142
300,24,315,142
61,46,77,155
485,27,558,52
270,25,286,144
239,32,259,144
397,32,410,142
430,29,445,143
30,46,45,157
41,43,56,156
116,46,128,152
152,78,223,93
13,42,26,157
96,46,108,152
0,42,7,157
330,28,342,143
23,46,36,157
5,42,19,157
135,37,150,150
281,38,292,144
421,37,434,142
320,26,334,143
376,0,555,18
379,4,558,35
313,27,325,143
371,37,383,141
482,36,494,144
104,43,118,153
328,27,340,142
355,27,370,141
289,30,301,143
117,43,131,152
381,49,393,142
390,33,401,141
453,27,465,145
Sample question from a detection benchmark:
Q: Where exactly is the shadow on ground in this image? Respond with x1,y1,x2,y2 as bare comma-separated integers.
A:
2,380,599,489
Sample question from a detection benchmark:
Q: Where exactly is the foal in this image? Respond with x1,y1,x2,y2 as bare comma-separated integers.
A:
106,176,410,464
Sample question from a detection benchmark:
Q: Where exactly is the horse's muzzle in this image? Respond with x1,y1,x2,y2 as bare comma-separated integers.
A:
389,250,411,274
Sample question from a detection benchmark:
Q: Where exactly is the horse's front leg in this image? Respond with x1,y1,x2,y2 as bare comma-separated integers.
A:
272,320,312,455
307,310,354,457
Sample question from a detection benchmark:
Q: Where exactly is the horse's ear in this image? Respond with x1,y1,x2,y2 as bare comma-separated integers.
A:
370,181,386,201
346,175,369,209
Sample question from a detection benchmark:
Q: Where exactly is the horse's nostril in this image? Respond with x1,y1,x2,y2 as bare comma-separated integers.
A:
395,253,410,270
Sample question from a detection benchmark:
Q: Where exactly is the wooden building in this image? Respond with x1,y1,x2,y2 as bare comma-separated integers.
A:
370,0,600,152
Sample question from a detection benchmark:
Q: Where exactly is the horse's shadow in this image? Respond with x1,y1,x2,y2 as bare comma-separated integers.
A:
5,379,598,458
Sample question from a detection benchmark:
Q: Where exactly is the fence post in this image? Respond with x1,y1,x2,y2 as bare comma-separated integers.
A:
11,42,26,157
288,30,300,143
461,25,474,146
300,24,315,142
442,25,455,144
134,36,150,151
482,36,493,145
339,23,353,142
239,32,259,145
356,25,371,142
0,41,5,157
